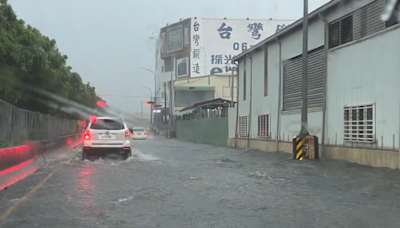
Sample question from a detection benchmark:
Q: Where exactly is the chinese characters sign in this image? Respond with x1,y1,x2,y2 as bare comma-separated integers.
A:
210,54,236,75
247,22,263,40
191,20,203,76
191,18,295,77
217,23,233,39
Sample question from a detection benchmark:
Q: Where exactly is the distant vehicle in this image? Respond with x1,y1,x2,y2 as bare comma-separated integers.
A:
131,127,148,140
82,116,132,160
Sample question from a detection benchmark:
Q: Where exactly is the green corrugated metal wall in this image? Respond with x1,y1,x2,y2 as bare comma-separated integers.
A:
176,118,228,147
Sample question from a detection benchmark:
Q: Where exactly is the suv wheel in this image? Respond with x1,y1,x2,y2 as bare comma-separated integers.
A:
81,150,87,160
123,150,131,160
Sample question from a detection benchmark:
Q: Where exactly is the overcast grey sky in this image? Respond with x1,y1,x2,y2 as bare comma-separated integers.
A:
9,0,329,113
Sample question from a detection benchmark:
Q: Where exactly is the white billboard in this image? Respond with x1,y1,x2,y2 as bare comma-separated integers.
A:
196,18,295,76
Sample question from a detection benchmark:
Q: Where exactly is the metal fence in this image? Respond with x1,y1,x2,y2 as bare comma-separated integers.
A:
0,100,80,145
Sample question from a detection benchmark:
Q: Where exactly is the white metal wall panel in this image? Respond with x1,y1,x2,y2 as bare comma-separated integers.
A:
238,58,250,116
326,27,400,149
280,19,325,60
280,112,323,140
245,43,281,140
236,17,325,140
326,0,376,22
228,107,237,138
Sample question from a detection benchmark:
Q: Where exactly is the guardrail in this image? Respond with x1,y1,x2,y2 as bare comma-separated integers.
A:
0,133,83,191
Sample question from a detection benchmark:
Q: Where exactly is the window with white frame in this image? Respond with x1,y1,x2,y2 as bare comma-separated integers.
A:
257,114,270,137
344,104,374,143
238,116,248,138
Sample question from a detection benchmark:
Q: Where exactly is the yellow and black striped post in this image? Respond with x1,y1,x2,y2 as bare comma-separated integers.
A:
293,136,305,160
292,135,320,160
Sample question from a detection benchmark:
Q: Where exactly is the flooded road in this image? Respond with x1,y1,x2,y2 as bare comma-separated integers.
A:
1,136,400,228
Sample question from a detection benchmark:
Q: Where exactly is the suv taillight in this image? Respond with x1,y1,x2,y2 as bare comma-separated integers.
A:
125,130,130,139
84,130,90,140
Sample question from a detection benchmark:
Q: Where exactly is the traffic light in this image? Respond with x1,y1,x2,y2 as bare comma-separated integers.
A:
144,101,155,105
152,105,156,109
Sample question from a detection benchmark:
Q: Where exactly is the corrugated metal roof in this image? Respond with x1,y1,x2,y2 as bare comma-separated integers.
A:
232,0,340,62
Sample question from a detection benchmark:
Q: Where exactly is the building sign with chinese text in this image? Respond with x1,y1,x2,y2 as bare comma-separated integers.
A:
190,19,204,76
199,18,295,76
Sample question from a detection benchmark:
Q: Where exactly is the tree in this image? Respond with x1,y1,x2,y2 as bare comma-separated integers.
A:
0,0,101,118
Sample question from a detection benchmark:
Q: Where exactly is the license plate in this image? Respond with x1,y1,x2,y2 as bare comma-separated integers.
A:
137,133,142,135
100,134,114,139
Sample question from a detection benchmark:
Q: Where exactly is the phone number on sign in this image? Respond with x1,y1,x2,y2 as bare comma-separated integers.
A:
233,42,254,52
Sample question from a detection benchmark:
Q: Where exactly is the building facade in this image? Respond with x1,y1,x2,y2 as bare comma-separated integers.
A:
153,18,295,116
228,0,400,169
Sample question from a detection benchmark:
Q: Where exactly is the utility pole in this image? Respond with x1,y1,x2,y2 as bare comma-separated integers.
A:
164,82,167,125
300,0,309,136
169,55,174,130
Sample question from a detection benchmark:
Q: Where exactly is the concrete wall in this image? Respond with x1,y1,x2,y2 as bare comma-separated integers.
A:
227,138,399,169
176,118,228,147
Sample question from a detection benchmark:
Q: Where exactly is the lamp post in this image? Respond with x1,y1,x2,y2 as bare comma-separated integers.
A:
142,86,153,127
139,68,156,103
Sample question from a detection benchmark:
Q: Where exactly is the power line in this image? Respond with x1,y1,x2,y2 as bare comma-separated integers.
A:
98,94,148,98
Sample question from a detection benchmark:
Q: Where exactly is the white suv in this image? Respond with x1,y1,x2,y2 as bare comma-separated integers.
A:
82,116,132,160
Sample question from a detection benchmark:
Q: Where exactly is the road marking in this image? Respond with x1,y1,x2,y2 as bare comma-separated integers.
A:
0,172,55,220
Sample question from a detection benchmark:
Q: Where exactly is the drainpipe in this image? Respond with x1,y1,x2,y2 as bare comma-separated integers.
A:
247,54,253,148
275,38,282,152
233,62,240,148
319,13,328,157
230,69,234,107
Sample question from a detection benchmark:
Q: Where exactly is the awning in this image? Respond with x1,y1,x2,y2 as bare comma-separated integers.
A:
177,107,197,115
175,86,215,91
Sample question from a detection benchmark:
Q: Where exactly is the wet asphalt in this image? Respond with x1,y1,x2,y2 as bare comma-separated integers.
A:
1,135,400,228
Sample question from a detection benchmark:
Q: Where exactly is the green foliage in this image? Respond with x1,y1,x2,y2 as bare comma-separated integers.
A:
0,0,101,118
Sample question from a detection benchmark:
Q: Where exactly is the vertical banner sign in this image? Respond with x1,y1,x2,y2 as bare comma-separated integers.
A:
191,19,203,76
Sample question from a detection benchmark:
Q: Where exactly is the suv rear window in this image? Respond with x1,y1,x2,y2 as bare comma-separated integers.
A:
90,119,125,130
132,128,145,131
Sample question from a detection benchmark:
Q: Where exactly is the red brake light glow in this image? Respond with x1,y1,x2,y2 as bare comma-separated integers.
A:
144,132,148,135
84,130,90,140
125,130,130,139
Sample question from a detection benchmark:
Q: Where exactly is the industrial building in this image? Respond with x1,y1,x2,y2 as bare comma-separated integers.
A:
151,17,295,129
228,0,400,169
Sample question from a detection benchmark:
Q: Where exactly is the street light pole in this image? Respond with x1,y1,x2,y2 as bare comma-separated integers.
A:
139,68,157,103
300,0,309,136
142,86,153,127
139,68,157,130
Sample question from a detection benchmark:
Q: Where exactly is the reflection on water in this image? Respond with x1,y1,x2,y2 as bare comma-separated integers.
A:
76,163,101,222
